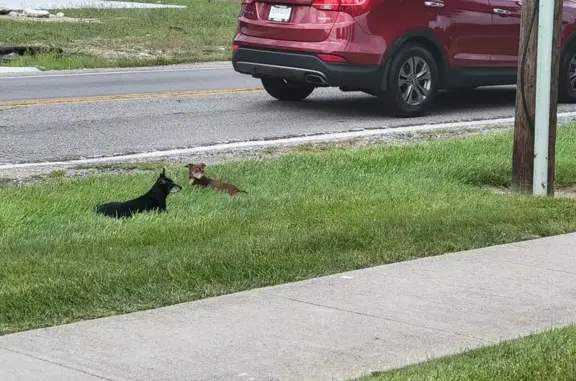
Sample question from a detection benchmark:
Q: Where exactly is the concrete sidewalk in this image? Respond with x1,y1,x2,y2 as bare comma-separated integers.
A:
2,234,576,381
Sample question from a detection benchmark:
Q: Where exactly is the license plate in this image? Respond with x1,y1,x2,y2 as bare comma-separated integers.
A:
268,5,292,22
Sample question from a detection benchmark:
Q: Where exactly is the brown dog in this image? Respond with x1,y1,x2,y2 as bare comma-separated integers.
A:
185,162,245,195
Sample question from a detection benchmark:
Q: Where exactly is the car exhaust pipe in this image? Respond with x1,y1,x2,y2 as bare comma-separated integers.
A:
305,74,328,86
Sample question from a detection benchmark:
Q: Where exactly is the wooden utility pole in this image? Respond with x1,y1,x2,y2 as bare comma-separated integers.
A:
512,0,537,193
512,0,563,195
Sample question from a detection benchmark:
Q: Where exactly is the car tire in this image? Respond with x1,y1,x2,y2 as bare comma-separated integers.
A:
378,44,439,117
261,78,315,101
559,42,576,103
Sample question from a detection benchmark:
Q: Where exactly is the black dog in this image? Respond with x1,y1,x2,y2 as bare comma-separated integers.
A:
96,169,182,218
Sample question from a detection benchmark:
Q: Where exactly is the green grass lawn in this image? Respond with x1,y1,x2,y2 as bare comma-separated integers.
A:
0,0,239,69
3,128,576,335
359,325,576,381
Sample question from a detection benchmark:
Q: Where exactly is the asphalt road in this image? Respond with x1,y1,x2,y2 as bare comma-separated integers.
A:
0,62,258,101
2,63,576,165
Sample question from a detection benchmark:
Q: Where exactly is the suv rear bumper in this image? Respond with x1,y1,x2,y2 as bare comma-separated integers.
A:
232,47,383,91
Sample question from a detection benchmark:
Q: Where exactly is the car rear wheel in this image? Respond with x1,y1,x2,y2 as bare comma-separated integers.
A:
559,42,576,103
378,44,439,117
261,78,315,101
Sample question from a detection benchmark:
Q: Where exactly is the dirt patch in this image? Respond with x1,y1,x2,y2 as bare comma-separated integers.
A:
69,37,166,60
64,35,227,62
556,185,576,199
481,184,576,199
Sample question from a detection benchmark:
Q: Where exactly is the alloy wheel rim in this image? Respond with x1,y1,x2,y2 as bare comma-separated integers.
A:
398,57,432,106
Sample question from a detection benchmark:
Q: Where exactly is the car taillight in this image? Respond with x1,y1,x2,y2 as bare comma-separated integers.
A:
318,54,348,63
232,44,240,53
312,0,373,17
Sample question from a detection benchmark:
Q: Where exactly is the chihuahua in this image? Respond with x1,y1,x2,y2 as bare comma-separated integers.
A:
185,162,245,196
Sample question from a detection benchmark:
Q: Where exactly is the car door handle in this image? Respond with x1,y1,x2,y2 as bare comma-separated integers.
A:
493,8,512,15
424,1,444,8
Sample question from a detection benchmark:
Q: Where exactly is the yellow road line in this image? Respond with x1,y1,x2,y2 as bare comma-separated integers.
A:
0,87,263,109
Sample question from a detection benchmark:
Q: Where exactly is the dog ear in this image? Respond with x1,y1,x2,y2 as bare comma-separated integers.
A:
184,164,190,168
200,163,206,169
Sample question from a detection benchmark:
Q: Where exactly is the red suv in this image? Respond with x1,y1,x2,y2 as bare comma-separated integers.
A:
232,0,576,117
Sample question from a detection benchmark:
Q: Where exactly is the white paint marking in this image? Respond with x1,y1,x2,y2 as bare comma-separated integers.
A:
0,66,231,80
2,112,576,170
0,67,41,73
340,275,354,279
